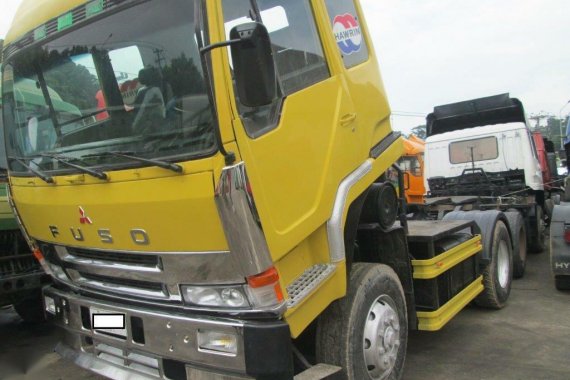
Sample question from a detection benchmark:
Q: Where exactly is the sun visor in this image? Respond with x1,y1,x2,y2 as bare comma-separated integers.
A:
426,93,526,138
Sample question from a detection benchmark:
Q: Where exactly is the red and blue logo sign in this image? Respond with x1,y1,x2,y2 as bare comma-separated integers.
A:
333,14,362,55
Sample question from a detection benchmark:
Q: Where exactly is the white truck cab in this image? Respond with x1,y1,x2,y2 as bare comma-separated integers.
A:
424,94,544,198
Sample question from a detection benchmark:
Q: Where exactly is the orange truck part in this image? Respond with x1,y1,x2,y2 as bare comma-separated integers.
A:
400,136,426,204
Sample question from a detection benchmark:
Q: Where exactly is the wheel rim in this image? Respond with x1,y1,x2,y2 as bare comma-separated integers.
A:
497,239,510,288
363,295,400,380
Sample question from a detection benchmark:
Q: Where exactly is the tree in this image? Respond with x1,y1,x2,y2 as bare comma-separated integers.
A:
409,124,426,140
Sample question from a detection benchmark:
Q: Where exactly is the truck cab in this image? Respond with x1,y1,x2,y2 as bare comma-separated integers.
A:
2,1,516,379
424,94,544,199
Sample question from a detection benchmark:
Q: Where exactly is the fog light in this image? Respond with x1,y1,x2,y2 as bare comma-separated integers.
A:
197,330,238,355
45,296,56,315
181,285,250,308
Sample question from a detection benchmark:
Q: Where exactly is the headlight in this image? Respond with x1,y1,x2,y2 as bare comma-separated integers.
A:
197,330,238,356
181,285,250,308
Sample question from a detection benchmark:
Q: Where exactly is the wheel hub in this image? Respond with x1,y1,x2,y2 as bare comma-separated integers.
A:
363,296,400,379
497,239,510,288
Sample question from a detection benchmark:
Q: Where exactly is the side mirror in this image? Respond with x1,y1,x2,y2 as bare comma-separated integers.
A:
229,22,277,108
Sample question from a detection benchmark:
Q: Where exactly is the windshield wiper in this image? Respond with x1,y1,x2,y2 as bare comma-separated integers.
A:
8,157,54,184
41,153,108,180
84,151,183,174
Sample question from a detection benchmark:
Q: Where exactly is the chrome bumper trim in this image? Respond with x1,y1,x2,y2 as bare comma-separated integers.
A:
56,342,159,380
44,286,248,376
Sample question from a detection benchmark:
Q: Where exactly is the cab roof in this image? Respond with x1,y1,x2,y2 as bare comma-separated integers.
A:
5,0,87,45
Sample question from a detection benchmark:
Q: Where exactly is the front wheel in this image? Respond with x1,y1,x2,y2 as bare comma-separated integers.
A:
13,291,45,323
316,263,408,380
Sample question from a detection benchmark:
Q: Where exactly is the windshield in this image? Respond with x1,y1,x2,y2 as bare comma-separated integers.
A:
2,0,216,175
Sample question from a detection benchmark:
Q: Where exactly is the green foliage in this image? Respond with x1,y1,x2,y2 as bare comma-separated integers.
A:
532,117,566,149
162,53,204,97
409,124,426,139
43,58,100,112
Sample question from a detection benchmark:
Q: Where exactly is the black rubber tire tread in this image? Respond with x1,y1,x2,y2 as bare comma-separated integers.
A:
505,210,527,279
13,291,45,323
545,199,554,221
475,220,513,309
528,205,546,253
442,211,513,309
316,263,408,380
555,276,570,291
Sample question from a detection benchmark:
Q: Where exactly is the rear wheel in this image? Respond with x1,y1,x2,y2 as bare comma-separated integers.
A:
555,276,570,291
505,211,527,279
476,220,513,309
316,263,407,380
529,205,545,253
13,291,45,323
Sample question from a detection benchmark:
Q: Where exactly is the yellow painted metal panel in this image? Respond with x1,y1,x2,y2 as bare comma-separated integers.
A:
5,0,90,44
417,276,484,331
412,235,482,279
10,161,230,252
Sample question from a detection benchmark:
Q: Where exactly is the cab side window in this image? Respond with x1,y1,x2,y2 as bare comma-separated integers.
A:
324,0,369,68
222,0,330,137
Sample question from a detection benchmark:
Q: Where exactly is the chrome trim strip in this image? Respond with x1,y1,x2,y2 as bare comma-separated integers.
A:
215,162,273,277
327,160,373,262
50,242,231,256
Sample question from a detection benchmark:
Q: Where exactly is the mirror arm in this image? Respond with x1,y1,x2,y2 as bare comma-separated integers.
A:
200,39,243,55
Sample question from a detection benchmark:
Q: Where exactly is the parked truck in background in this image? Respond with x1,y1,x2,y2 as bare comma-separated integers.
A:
422,94,549,279
1,1,516,379
0,80,49,323
398,136,425,204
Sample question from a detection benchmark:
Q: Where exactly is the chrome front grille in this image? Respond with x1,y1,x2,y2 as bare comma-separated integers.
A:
67,246,160,267
38,242,244,304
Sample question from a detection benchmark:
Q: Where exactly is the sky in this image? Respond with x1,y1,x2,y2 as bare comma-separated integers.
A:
1,0,569,134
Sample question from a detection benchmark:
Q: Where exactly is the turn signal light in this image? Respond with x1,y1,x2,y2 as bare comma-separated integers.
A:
246,267,284,307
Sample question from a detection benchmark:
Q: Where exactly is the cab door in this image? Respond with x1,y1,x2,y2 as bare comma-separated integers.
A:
323,0,393,160
220,0,361,258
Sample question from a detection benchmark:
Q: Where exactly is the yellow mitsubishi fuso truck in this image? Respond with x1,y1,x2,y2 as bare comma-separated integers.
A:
1,0,515,379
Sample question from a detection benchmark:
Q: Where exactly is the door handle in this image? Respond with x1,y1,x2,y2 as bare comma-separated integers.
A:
340,113,357,127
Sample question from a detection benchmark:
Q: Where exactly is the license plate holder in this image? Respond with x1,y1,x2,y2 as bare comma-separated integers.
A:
90,307,127,338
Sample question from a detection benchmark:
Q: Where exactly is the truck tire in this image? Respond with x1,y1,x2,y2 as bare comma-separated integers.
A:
505,210,527,279
528,205,546,253
475,220,513,309
13,291,45,323
442,211,513,309
555,276,570,291
316,263,407,380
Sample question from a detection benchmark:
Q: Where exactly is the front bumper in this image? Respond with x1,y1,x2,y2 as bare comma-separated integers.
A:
44,286,293,380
